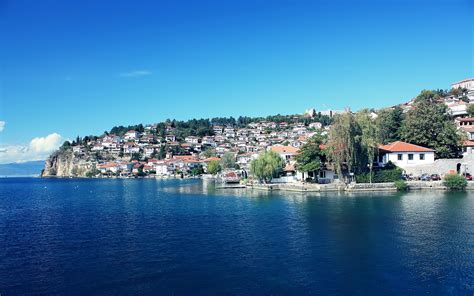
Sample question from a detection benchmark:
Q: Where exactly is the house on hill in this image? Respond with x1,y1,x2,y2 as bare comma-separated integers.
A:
269,145,299,163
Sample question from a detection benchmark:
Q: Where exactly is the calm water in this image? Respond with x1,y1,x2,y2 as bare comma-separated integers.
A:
0,178,473,295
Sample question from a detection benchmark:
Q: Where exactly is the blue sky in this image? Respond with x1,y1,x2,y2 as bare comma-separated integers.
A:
0,0,472,162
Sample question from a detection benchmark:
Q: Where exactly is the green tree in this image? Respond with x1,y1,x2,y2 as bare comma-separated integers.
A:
468,104,474,117
220,152,236,169
376,106,403,144
356,109,380,183
399,90,462,158
85,167,100,178
158,145,166,159
326,112,365,177
190,165,204,176
250,150,285,183
295,134,323,180
207,160,222,175
201,148,217,158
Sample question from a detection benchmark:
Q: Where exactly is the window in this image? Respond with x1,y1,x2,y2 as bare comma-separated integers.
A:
319,171,326,178
397,154,403,160
419,154,425,160
408,154,414,161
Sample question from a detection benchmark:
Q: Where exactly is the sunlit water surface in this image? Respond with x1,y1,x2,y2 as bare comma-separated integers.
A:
0,178,473,295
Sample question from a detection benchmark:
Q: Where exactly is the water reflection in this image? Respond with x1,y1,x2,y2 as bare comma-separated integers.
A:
1,178,473,295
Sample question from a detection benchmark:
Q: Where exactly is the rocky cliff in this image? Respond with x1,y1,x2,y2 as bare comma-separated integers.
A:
41,149,94,177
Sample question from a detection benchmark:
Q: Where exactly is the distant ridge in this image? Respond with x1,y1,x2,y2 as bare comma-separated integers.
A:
0,160,45,177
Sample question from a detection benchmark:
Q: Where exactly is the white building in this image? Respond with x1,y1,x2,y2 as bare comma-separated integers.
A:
269,145,299,163
452,78,474,90
124,130,139,141
446,101,468,117
452,78,474,102
185,136,201,144
308,122,322,129
377,141,435,169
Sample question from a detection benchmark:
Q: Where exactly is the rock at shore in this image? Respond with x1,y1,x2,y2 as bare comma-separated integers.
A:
41,149,93,177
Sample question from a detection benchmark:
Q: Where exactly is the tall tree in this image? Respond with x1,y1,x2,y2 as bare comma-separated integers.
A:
220,152,236,169
399,90,461,158
295,134,324,180
467,104,474,117
356,110,379,183
207,160,221,175
250,150,284,183
326,112,364,177
376,106,403,144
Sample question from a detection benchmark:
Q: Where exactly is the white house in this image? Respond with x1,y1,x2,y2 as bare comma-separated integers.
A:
308,122,322,129
154,161,170,175
124,130,139,141
452,78,474,90
269,145,299,163
185,136,201,144
447,101,468,118
165,134,176,142
451,78,474,102
377,141,435,169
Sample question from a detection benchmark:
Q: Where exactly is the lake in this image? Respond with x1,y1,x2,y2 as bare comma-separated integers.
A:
0,178,473,295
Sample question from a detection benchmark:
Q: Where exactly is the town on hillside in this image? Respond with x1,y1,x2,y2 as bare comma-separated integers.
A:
42,78,474,186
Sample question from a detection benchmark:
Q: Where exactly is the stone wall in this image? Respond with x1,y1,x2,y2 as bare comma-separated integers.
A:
402,158,474,176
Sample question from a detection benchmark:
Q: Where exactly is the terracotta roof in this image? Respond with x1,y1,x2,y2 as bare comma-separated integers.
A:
203,157,220,162
457,117,474,122
378,141,434,152
270,145,299,154
173,155,198,161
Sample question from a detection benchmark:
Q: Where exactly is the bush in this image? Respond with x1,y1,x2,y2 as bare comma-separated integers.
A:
355,167,403,183
443,174,467,191
394,180,408,191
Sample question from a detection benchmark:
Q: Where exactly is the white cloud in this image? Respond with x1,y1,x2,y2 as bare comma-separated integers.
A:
0,133,64,164
0,121,5,132
29,133,63,153
119,70,152,77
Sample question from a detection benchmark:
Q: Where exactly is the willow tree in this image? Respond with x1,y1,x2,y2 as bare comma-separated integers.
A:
250,150,285,183
327,112,364,178
356,109,379,183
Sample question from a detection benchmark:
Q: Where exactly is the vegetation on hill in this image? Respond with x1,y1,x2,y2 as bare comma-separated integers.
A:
399,90,462,158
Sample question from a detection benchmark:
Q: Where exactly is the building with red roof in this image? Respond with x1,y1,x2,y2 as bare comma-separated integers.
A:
377,141,435,168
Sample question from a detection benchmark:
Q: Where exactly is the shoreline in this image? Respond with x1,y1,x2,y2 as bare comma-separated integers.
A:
34,176,474,192
245,180,474,192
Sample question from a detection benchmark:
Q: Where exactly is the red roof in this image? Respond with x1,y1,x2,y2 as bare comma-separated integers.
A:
457,117,474,122
379,141,434,152
203,157,220,162
270,145,299,154
173,155,198,161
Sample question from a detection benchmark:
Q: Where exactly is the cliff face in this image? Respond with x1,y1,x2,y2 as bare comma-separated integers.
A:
41,149,93,177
